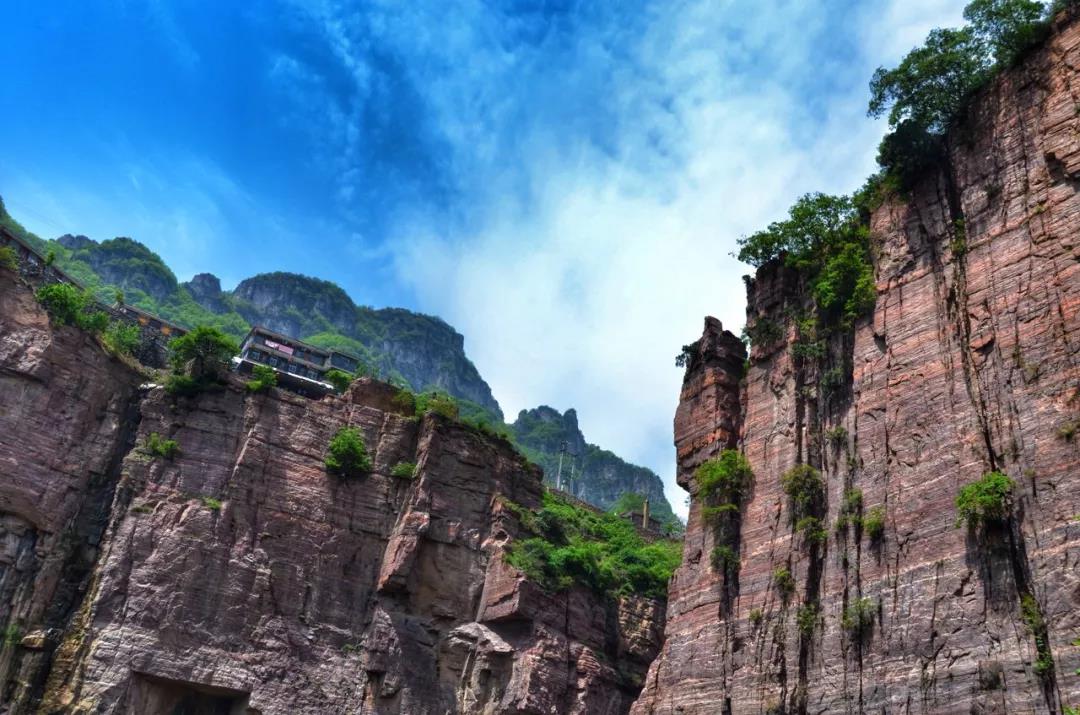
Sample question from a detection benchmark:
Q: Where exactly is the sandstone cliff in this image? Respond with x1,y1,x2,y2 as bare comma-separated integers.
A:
634,11,1080,715
0,272,662,714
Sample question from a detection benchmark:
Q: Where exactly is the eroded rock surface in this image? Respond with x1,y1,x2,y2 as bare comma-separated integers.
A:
0,272,662,714
634,11,1080,715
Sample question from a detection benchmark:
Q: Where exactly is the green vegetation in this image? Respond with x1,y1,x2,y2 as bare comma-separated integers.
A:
702,503,741,525
955,471,1015,527
0,246,16,271
774,566,796,599
863,506,886,542
102,321,140,356
324,368,353,392
749,608,764,627
511,406,681,531
696,450,754,504
168,326,238,378
842,488,863,515
246,364,277,393
415,390,460,419
1020,593,1054,676
869,0,1058,187
390,461,417,479
34,283,109,332
141,432,179,460
674,343,697,368
610,492,647,515
3,623,21,647
796,604,819,637
1058,419,1078,441
825,426,848,445
325,426,372,478
164,373,201,397
741,317,783,348
737,194,875,326
711,545,739,575
842,597,877,640
504,490,682,599
795,516,828,544
201,496,223,511
781,464,825,520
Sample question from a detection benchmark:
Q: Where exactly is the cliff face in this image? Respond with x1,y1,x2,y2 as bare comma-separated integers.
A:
512,407,678,527
634,13,1080,715
0,271,662,714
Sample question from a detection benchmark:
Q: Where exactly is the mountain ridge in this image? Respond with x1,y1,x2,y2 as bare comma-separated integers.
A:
0,198,679,524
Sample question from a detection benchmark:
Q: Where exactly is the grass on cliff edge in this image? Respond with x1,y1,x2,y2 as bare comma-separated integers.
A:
505,490,682,600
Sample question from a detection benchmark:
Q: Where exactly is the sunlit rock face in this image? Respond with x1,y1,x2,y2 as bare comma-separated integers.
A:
0,272,663,714
633,11,1080,715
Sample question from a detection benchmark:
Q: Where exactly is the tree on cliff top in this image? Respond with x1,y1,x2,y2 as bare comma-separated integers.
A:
736,193,875,325
869,0,1053,185
168,326,238,379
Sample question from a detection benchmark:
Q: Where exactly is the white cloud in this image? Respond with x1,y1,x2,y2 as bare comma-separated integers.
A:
393,0,968,518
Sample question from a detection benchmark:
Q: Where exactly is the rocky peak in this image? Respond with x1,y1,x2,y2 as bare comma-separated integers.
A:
55,234,94,251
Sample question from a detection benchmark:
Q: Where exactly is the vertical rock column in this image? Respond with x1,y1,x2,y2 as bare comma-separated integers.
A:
632,317,745,714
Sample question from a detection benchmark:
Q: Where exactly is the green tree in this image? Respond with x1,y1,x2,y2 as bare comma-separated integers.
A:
35,283,90,326
868,27,989,133
736,193,875,325
246,364,277,393
168,326,238,379
956,471,1015,527
0,246,16,271
103,321,141,355
324,368,353,392
965,0,1048,66
325,426,372,478
737,193,861,269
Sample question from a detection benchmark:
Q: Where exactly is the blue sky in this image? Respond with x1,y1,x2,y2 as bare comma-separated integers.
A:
1,0,967,516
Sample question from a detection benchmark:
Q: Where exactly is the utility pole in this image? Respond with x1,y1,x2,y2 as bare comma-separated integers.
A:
642,497,650,529
555,441,567,491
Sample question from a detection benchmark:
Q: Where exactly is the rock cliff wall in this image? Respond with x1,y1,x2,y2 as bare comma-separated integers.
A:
0,271,663,714
634,12,1080,715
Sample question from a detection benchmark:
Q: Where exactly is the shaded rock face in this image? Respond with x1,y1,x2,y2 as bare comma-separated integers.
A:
0,273,661,714
182,272,226,313
0,270,142,709
512,407,677,525
634,15,1080,715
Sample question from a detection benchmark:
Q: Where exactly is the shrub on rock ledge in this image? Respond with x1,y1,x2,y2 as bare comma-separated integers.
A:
955,471,1014,528
325,426,372,478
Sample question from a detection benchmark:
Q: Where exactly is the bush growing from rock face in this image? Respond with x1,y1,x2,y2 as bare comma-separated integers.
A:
246,364,277,393
325,426,372,478
34,283,108,332
390,461,417,479
863,506,886,542
782,464,825,519
711,545,739,575
955,471,1015,527
141,432,179,460
842,597,877,640
102,321,140,356
796,604,819,637
324,368,353,393
0,246,16,271
696,450,754,504
774,566,795,598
